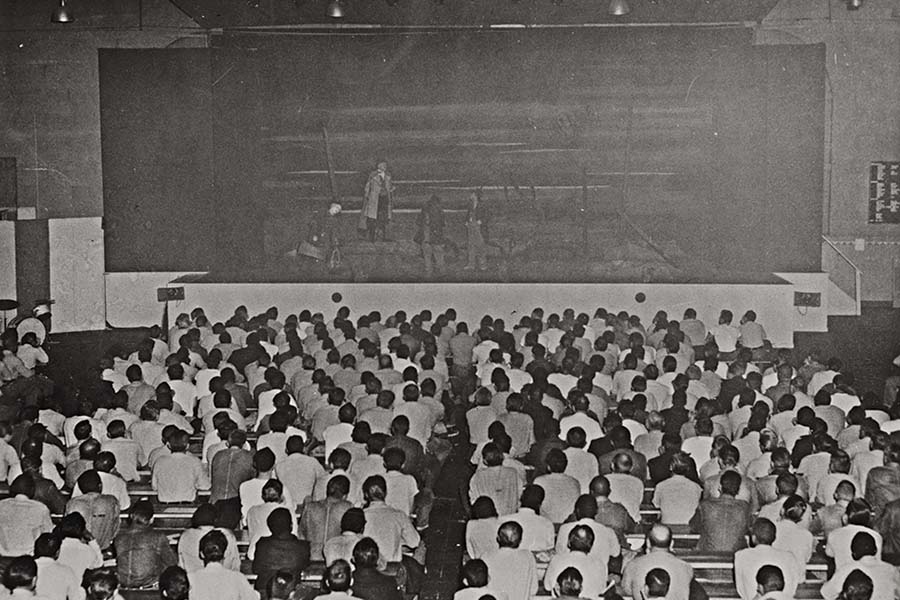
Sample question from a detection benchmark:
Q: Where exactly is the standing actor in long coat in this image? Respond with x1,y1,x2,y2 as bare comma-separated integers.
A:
359,161,394,241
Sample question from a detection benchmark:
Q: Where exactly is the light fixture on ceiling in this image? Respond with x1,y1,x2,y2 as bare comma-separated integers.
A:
846,0,863,9
608,0,630,16
327,0,345,17
51,0,74,23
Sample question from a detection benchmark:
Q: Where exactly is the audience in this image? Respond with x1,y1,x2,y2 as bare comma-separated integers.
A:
9,301,900,600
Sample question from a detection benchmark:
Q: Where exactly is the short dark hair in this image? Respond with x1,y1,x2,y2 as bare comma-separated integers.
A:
199,530,228,563
159,566,190,600
3,556,36,591
324,560,352,593
645,568,671,597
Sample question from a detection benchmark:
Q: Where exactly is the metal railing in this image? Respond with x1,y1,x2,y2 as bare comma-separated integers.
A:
822,235,862,316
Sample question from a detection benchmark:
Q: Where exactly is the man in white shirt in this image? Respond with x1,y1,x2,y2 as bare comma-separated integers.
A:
0,475,53,556
825,498,884,570
543,525,609,599
188,530,259,600
607,452,645,523
274,435,325,509
162,364,198,416
33,533,85,600
653,452,702,525
505,485,555,552
482,521,538,600
362,475,420,563
559,395,603,442
820,531,900,600
555,495,620,565
563,427,599,493
392,384,435,450
734,518,800,600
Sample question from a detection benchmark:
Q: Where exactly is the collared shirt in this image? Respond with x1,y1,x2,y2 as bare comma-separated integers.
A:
622,550,693,600
384,470,417,516
532,473,580,524
57,537,103,581
240,478,295,522
274,453,325,508
0,495,53,555
773,520,815,571
559,412,603,442
483,547,538,600
100,438,140,482
606,473,644,523
323,532,365,566
246,501,297,560
465,517,499,558
453,587,508,600
363,500,420,562
65,493,120,550
543,551,608,599
130,421,166,466
470,465,521,517
34,556,83,600
733,544,800,600
152,452,210,503
564,448,599,494
0,439,19,483
506,507,554,552
177,526,240,573
393,401,435,449
556,518,620,564
210,447,254,504
826,524,884,569
299,497,352,560
653,474,702,525
820,555,900,600
188,561,259,600
466,406,498,445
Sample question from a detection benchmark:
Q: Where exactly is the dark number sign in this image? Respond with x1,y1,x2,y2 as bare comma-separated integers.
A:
869,162,900,224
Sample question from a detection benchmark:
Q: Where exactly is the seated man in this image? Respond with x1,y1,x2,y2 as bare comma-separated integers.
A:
653,451,702,525
734,518,800,600
555,495,620,566
251,507,310,592
316,560,360,600
0,474,53,556
187,530,259,600
690,470,751,553
300,475,352,561
324,508,367,567
532,448,580,524
453,559,508,600
753,565,790,600
821,532,900,600
543,525,608,599
606,452,644,524
621,525,693,600
506,485,555,552
151,429,210,503
483,521,538,600
33,532,82,600
66,470,120,551
361,475,420,564
350,537,402,600
114,499,177,588
468,443,520,518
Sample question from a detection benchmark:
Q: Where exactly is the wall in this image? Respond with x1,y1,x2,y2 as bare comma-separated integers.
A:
758,0,900,301
103,275,820,347
0,222,14,301
0,0,205,327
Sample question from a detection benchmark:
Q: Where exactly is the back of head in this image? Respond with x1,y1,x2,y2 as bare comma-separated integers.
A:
567,524,594,553
159,566,190,600
782,495,807,523
472,496,498,520
496,521,523,549
556,567,584,597
462,559,489,588
199,529,228,563
645,568,671,598
33,532,61,559
84,568,119,600
324,560,352,593
755,565,784,593
751,518,776,546
351,537,380,569
850,531,877,561
841,569,874,600
3,557,36,592
362,475,387,502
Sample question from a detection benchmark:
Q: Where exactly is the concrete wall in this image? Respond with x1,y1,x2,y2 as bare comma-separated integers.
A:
758,0,900,301
103,274,828,347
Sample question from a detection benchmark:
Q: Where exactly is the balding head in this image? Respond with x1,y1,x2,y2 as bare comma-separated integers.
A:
567,525,595,554
589,475,610,498
647,524,672,550
613,452,633,474
497,521,523,549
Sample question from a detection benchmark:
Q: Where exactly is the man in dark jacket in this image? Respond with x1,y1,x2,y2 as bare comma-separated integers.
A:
114,499,177,588
415,195,445,279
350,537,402,600
21,455,66,514
689,470,751,553
251,507,310,592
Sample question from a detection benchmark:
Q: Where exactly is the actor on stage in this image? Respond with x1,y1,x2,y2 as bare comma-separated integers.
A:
465,190,487,271
359,161,394,242
415,195,446,278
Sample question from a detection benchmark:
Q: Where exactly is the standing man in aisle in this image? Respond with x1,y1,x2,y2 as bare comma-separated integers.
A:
360,161,394,242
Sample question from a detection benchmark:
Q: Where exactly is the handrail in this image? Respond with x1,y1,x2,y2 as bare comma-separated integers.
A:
822,235,862,315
